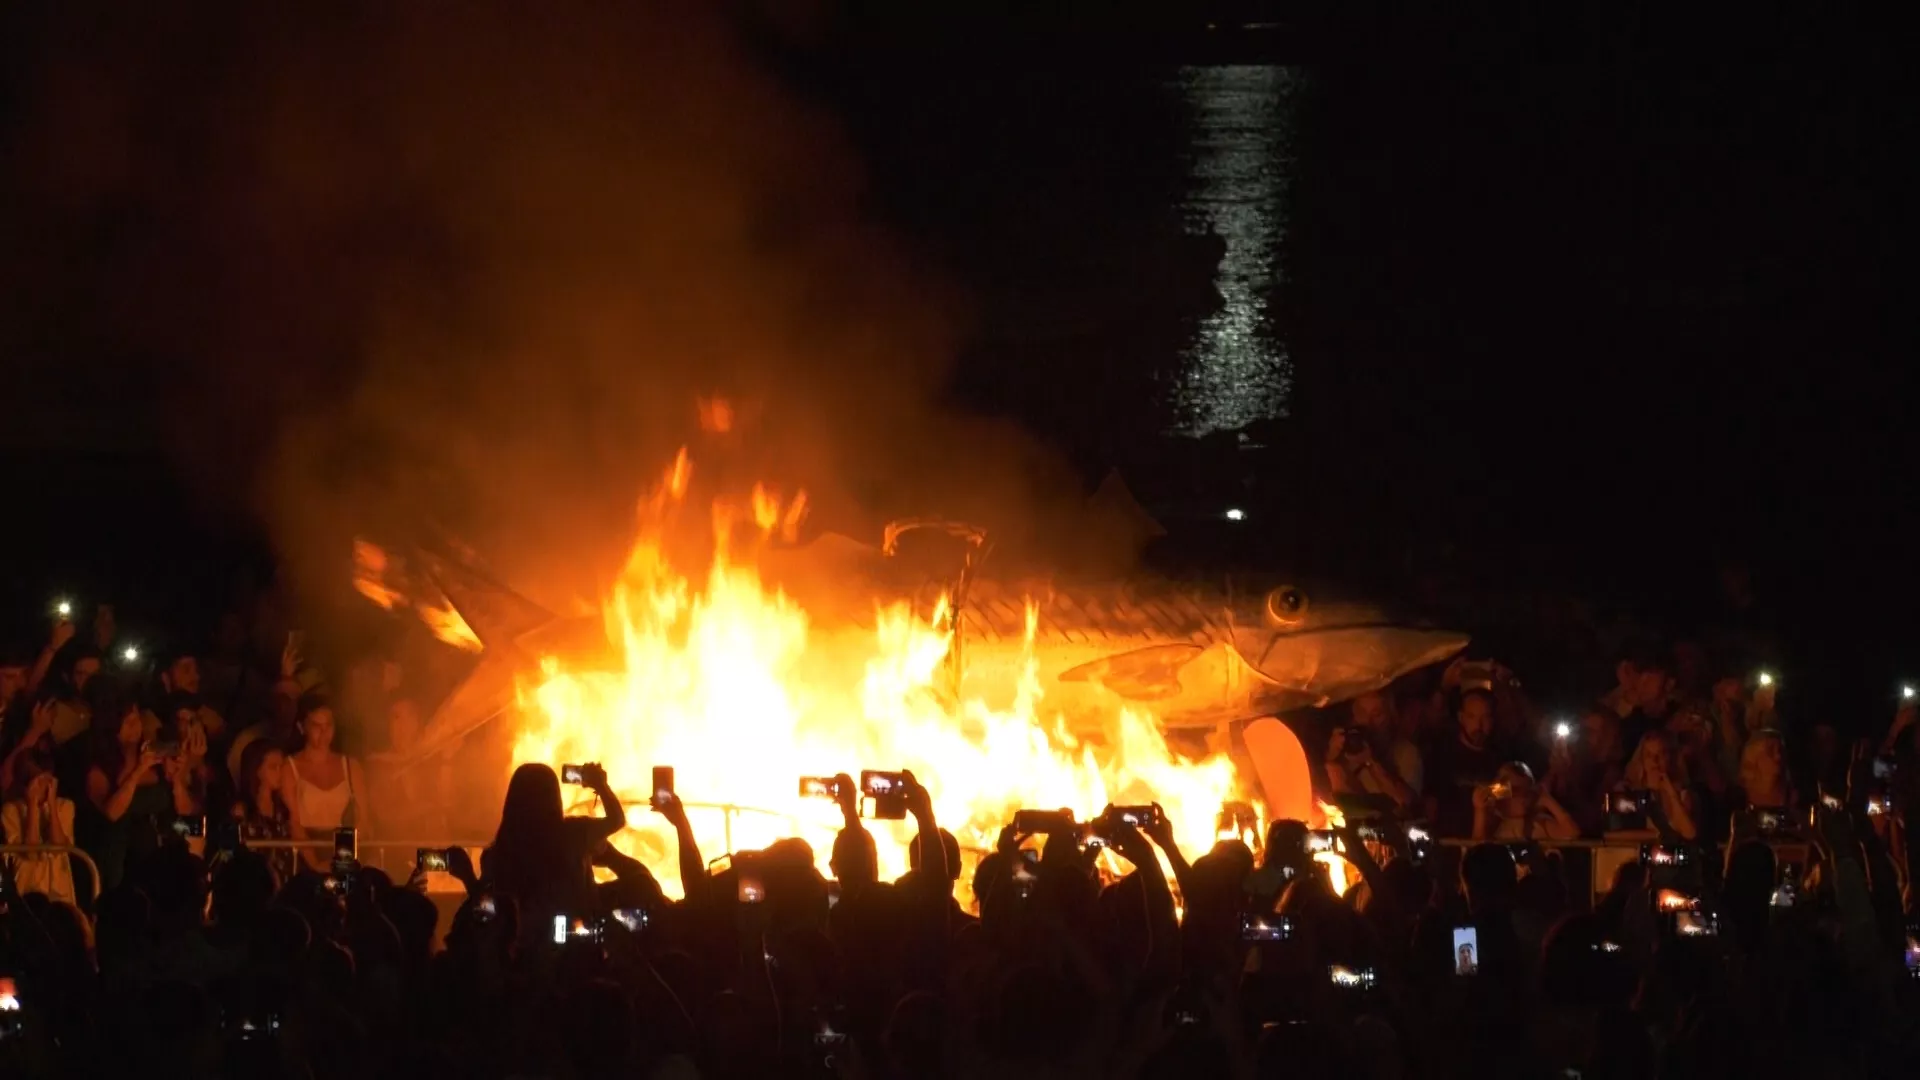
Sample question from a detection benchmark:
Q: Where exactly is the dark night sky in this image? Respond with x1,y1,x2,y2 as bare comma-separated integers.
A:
0,3,1910,719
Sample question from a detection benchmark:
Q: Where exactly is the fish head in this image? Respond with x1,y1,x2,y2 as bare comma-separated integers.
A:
1223,582,1469,707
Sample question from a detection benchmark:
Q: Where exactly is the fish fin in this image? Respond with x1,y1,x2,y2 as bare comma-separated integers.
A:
417,551,559,652
1243,717,1315,824
1058,643,1205,700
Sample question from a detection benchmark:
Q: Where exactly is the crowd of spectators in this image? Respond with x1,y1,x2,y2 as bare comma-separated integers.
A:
4,604,1920,1077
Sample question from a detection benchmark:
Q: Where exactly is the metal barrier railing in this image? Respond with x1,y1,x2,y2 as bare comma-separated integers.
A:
241,839,491,880
1,844,104,906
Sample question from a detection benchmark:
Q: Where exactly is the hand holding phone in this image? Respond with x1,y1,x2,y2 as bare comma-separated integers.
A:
859,770,909,820
651,766,675,809
416,848,451,873
799,776,841,801
1012,809,1075,836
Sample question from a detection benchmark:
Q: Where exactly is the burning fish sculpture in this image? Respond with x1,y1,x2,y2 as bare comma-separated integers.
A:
383,518,1467,786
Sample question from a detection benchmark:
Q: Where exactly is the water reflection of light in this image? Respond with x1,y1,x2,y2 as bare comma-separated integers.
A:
1170,65,1299,437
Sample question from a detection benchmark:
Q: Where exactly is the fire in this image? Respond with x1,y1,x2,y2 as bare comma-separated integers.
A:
1315,800,1355,896
696,396,733,433
419,603,485,652
352,540,405,611
352,540,485,653
505,448,1249,900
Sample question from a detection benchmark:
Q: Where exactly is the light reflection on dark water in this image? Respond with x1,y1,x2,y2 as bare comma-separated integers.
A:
1166,65,1300,438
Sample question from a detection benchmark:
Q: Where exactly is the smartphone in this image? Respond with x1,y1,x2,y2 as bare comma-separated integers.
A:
1639,843,1690,868
1108,804,1161,829
322,875,349,897
609,907,648,933
1754,808,1788,834
1013,809,1075,835
416,848,451,873
1406,825,1434,865
1011,851,1039,896
560,764,587,785
651,766,674,808
222,1008,282,1043
1674,910,1720,938
553,914,597,944
1609,791,1648,815
738,873,766,905
150,738,183,759
1327,965,1377,990
1654,888,1698,913
1820,793,1844,811
861,770,909,821
333,827,358,868
1452,925,1480,975
1770,873,1798,910
799,776,841,800
0,975,20,1041
1240,911,1294,942
860,770,906,797
1904,927,1920,980
1303,829,1338,854
473,894,497,921
171,815,206,839
1873,756,1897,781
1867,795,1890,816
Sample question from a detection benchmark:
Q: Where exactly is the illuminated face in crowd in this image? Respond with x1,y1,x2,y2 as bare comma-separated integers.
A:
1458,694,1493,749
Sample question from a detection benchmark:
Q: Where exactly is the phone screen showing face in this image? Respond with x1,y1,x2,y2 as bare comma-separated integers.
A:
1452,926,1480,975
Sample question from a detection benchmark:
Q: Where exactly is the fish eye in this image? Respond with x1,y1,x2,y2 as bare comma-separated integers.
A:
1266,586,1309,627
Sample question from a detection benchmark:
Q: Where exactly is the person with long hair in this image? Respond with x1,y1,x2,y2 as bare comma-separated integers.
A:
482,761,625,939
78,695,194,890
1738,729,1795,811
283,696,370,873
1621,730,1698,840
1473,761,1579,841
234,739,299,885
1,748,78,906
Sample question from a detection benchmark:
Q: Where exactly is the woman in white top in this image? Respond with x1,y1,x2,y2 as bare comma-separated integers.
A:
1,749,78,907
283,698,372,872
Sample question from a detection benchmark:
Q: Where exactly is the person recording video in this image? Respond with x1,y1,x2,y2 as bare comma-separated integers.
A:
482,761,625,946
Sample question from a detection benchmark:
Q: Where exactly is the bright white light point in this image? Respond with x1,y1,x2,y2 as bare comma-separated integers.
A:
1758,672,1774,687
1554,722,1571,739
122,646,139,662
1904,685,1915,700
1225,508,1246,521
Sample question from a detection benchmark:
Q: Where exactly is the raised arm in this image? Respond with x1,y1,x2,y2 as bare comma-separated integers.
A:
581,762,626,837
88,750,161,824
26,620,75,695
651,793,704,902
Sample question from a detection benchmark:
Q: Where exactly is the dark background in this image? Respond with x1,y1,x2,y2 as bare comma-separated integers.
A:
1,3,1908,724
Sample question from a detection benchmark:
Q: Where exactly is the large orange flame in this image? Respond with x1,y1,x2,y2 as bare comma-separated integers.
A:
502,448,1252,898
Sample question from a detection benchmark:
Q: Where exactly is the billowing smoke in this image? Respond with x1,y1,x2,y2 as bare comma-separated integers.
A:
1,5,1116,621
